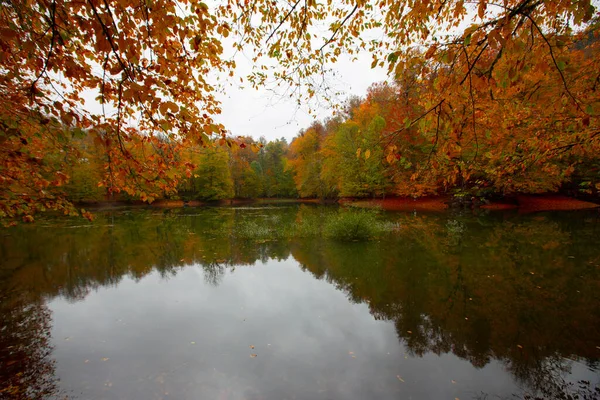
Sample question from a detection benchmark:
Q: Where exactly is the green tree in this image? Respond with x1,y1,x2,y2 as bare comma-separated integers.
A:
185,147,234,201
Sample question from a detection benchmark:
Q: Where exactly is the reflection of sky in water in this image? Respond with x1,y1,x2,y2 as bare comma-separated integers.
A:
50,258,520,400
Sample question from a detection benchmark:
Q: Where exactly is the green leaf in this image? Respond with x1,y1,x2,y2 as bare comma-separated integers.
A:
557,61,566,71
464,34,472,46
586,104,594,114
387,52,398,63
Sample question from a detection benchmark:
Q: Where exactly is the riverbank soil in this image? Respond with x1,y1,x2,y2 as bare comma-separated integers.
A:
345,195,599,212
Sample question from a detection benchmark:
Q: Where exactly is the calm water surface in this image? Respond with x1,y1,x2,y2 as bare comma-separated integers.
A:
1,205,600,400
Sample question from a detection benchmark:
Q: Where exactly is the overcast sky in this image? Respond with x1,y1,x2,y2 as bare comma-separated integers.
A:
215,50,389,143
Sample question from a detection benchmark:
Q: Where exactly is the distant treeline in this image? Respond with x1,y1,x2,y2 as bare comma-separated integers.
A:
65,68,600,204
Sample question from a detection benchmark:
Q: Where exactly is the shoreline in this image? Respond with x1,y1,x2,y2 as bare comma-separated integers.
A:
76,194,600,213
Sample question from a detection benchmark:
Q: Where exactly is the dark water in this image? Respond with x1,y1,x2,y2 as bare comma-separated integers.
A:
1,205,600,400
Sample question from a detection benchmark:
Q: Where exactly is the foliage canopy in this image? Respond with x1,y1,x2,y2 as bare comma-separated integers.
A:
1,0,599,222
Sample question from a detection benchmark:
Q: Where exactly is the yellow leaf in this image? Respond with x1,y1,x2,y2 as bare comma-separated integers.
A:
356,148,362,158
364,149,371,160
397,375,405,382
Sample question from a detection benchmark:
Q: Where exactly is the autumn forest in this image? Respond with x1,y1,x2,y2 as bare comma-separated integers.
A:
2,1,600,399
1,0,599,223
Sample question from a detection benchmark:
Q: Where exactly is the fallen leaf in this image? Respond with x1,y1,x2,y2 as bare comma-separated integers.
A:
397,375,405,382
84,359,90,363
517,345,523,349
348,351,354,355
250,354,257,358
451,380,456,384
101,357,109,361
407,330,412,334
250,345,255,349
190,342,196,345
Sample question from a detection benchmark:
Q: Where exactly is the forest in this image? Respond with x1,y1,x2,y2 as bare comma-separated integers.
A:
1,0,599,223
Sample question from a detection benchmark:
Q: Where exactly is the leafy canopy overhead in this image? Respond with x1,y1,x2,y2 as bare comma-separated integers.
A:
0,0,598,222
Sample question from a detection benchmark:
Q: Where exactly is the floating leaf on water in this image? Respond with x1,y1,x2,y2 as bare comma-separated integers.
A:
250,345,255,349
397,375,405,382
250,354,257,358
101,357,109,361
348,351,354,355
190,342,196,345
451,380,457,384
517,345,523,349
84,359,90,363
351,355,356,358
407,330,412,334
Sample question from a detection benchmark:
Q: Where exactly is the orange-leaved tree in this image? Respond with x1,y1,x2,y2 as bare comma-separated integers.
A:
224,0,599,196
2,0,599,224
1,0,234,223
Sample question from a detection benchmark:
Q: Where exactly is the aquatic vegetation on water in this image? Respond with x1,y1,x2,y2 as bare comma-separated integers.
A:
232,208,397,241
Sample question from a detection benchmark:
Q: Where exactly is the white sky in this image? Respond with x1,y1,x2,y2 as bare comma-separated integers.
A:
215,48,389,143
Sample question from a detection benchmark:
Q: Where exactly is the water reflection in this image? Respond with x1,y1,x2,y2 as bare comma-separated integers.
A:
1,206,599,399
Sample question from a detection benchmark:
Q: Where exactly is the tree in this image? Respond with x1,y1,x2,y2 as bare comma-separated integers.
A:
260,139,297,197
1,0,233,222
183,147,234,201
229,137,263,198
326,101,390,197
227,0,598,197
1,0,598,223
288,124,332,198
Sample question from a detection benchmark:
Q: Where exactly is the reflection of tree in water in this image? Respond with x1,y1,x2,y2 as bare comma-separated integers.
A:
202,262,226,286
291,211,600,399
0,293,59,399
473,355,600,399
1,208,599,399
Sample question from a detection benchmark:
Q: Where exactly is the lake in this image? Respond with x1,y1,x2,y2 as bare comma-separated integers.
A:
1,205,599,399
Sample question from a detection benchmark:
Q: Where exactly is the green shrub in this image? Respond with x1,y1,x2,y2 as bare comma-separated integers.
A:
323,210,383,241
